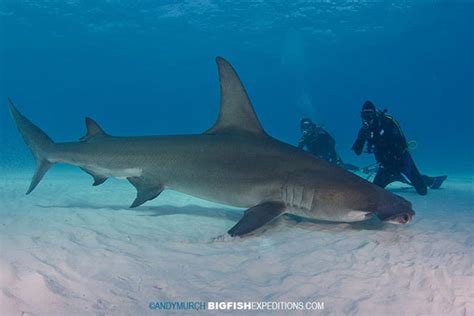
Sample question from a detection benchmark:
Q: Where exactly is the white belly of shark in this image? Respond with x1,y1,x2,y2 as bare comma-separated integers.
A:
85,166,143,180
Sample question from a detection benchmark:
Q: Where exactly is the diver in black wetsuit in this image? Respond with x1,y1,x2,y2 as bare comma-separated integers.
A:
352,101,447,195
298,118,358,171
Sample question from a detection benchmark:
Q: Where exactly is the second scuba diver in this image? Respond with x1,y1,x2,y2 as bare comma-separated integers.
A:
352,101,447,195
298,118,359,171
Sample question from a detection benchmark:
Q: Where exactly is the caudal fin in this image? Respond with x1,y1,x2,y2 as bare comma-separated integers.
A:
8,98,55,194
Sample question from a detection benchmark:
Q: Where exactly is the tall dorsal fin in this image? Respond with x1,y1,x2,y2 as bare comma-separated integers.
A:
80,117,108,141
205,57,267,137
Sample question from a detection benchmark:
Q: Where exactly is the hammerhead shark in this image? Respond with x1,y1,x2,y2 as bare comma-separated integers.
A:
9,57,415,236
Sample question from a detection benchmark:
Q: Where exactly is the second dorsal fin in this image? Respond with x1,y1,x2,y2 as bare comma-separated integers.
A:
80,117,108,141
205,57,267,137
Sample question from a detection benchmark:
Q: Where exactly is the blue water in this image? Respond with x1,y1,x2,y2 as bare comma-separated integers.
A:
1,1,473,174
1,3,473,314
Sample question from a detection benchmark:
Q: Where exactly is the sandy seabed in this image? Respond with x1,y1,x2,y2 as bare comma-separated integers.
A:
0,169,472,315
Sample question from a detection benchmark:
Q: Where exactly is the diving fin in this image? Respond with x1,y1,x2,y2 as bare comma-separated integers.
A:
228,201,286,237
430,175,447,189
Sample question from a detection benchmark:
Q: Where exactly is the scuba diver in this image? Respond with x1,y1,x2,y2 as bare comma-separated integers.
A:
352,100,447,195
298,118,359,171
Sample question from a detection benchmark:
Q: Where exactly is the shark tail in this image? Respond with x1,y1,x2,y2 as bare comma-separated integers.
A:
8,98,55,194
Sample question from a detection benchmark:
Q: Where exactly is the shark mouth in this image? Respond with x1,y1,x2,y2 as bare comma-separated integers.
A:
383,212,415,224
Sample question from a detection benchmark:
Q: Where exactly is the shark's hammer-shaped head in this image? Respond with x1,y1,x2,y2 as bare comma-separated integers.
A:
344,182,415,225
282,168,415,225
374,192,415,224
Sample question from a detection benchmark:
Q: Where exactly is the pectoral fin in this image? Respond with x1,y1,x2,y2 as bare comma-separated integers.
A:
127,177,163,208
228,201,286,237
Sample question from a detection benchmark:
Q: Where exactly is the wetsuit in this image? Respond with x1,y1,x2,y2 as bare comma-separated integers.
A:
352,112,429,195
298,126,342,166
